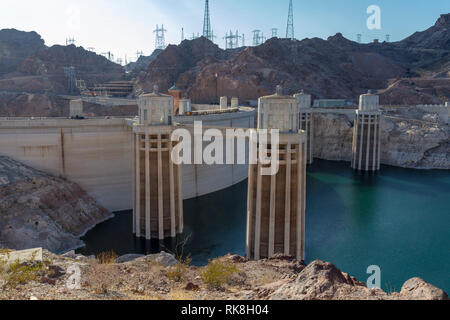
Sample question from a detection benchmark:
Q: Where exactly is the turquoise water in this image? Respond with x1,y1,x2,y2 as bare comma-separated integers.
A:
77,160,450,293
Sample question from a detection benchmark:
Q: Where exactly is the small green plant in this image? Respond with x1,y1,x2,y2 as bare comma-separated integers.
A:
202,259,238,289
3,259,45,288
96,251,118,265
165,235,192,282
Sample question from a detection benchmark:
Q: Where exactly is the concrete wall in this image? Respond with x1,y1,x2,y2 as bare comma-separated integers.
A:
0,118,133,212
0,108,256,212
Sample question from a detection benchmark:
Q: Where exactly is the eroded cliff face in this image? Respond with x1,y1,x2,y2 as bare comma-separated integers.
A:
313,110,450,169
0,156,112,253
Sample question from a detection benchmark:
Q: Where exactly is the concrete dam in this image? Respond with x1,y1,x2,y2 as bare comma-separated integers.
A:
0,107,256,212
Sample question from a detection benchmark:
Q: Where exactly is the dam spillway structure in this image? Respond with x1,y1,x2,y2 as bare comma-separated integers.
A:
246,86,307,261
294,90,314,164
351,90,382,171
133,85,183,240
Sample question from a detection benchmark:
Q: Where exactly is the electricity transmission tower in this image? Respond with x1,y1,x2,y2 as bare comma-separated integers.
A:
385,34,390,42
272,28,278,38
286,0,295,40
64,66,77,94
223,30,241,49
252,30,266,46
357,34,362,43
154,25,167,50
66,37,75,46
203,0,214,41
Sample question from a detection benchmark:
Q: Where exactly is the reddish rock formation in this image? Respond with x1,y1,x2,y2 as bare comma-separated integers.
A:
136,14,449,105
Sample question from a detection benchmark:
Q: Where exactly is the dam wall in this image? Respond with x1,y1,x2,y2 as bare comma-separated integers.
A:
0,107,256,212
0,118,133,212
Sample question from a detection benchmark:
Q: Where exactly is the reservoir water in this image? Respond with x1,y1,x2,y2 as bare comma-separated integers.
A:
77,160,450,293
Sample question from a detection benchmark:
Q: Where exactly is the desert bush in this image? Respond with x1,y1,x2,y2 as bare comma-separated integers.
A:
0,249,46,289
165,235,192,282
96,251,118,265
202,259,238,289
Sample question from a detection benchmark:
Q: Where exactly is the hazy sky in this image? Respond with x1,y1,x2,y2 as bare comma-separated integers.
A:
0,0,448,64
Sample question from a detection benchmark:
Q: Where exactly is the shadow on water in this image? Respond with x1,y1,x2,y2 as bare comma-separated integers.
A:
78,159,450,293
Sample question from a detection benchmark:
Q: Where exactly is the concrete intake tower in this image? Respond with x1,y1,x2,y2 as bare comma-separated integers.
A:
294,90,314,164
133,86,183,240
246,86,307,261
351,90,382,171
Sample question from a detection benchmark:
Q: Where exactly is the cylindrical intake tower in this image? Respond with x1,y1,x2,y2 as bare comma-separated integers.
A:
351,90,382,171
294,90,313,164
133,85,183,240
247,86,307,261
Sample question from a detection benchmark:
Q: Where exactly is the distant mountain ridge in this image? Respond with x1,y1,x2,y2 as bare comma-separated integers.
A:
136,13,450,105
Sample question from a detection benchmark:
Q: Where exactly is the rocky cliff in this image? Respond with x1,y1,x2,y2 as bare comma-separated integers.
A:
313,109,450,169
0,29,46,76
0,156,112,253
0,252,447,300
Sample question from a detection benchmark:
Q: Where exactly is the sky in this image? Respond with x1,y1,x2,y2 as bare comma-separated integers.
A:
0,0,448,64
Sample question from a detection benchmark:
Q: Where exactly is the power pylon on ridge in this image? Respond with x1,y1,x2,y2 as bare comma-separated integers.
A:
242,34,245,47
101,52,114,61
154,24,167,50
63,66,77,94
357,34,362,43
385,34,390,42
286,0,295,40
66,37,75,46
203,0,214,42
223,30,241,49
272,28,278,38
252,30,266,46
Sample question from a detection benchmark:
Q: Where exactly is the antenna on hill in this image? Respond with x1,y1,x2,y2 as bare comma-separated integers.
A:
385,34,390,42
181,28,185,42
286,0,295,40
154,25,167,50
242,34,245,47
136,51,143,60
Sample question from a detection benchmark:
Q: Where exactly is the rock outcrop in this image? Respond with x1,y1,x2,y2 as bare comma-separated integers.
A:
313,110,450,169
0,253,447,300
0,29,46,76
0,156,112,253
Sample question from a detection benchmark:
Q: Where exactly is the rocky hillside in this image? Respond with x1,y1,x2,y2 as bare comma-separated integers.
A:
125,49,163,76
314,109,450,169
0,252,447,300
0,29,46,76
137,14,450,105
0,156,112,253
